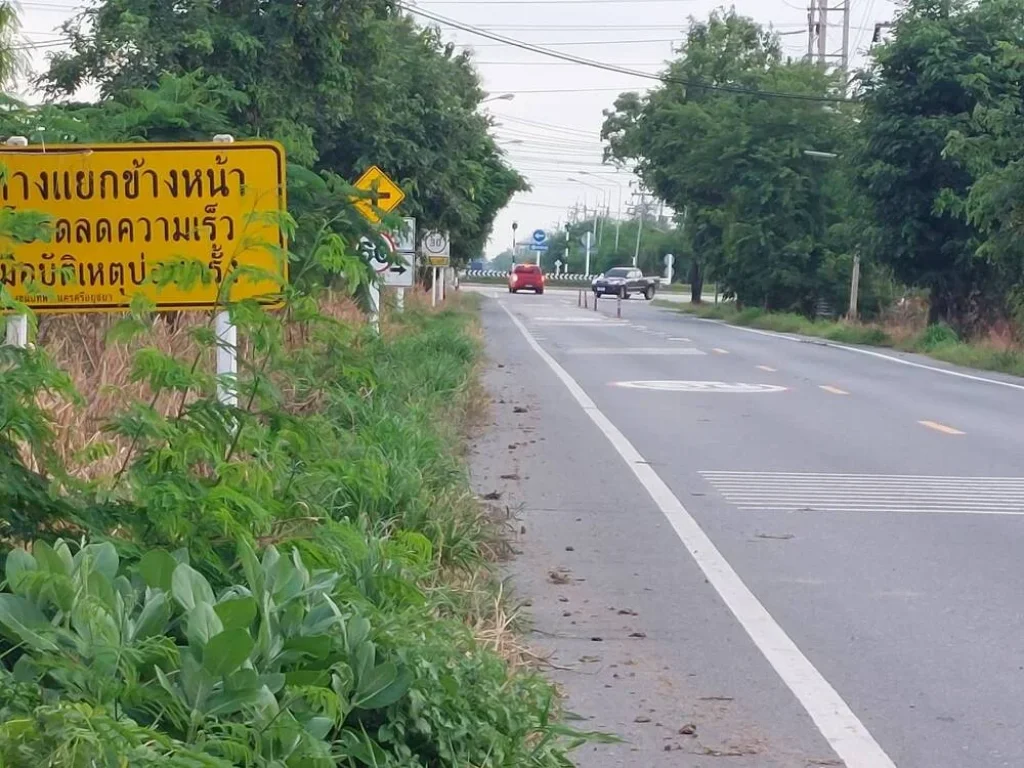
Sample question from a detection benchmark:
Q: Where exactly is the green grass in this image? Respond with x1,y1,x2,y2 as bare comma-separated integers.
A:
658,301,1024,377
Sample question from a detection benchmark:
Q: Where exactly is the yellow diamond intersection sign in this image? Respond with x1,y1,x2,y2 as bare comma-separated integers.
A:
352,165,404,223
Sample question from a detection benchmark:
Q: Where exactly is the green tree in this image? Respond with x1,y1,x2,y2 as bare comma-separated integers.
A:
603,9,848,311
43,0,524,265
856,0,998,326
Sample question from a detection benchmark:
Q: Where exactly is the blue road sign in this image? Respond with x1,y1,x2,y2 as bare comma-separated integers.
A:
531,229,547,244
530,243,549,252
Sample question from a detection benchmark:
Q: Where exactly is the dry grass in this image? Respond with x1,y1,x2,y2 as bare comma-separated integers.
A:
33,291,365,482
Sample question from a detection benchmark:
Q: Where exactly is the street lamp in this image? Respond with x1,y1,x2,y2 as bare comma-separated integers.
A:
482,92,515,104
802,149,858,318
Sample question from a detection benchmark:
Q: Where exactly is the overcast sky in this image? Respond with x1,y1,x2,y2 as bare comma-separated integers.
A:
17,0,898,258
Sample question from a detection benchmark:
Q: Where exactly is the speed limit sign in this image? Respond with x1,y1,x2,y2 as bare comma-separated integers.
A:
421,230,450,267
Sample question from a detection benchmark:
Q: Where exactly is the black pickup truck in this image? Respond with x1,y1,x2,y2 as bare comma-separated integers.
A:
592,267,659,300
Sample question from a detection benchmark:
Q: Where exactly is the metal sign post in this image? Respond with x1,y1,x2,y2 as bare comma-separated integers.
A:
213,134,238,407
582,231,592,277
422,231,450,308
4,136,28,348
392,217,416,312
360,233,398,332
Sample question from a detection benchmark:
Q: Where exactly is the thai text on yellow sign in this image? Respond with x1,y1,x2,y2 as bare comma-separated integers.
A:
0,141,287,314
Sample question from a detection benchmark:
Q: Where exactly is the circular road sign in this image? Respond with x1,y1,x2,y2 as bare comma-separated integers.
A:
359,234,397,274
612,380,788,393
423,231,448,254
532,228,547,244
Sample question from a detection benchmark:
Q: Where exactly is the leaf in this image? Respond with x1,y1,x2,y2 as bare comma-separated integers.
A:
79,542,119,581
172,563,215,611
203,627,255,677
353,662,411,710
32,541,68,576
0,594,58,651
186,602,224,648
140,549,178,592
345,615,371,652
4,549,36,592
237,539,264,598
215,596,257,630
132,592,171,641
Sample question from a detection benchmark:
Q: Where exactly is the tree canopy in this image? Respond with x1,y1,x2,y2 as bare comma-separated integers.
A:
40,0,524,264
602,9,850,311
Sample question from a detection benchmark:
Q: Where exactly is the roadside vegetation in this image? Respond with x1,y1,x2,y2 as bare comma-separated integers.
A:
663,301,1024,378
0,0,598,765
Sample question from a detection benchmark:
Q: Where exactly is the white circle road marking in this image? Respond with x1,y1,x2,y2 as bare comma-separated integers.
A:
612,380,788,393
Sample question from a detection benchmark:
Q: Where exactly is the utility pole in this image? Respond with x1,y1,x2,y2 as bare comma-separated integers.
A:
848,252,861,320
817,0,827,66
807,0,850,85
632,189,645,268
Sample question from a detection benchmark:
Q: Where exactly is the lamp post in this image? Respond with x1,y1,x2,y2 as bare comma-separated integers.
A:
804,148,858,318
482,92,516,104
511,221,518,264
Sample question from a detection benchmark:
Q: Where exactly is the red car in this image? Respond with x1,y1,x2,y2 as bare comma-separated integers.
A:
508,263,545,294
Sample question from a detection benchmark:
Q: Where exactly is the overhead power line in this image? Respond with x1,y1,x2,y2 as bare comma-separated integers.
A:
403,5,857,104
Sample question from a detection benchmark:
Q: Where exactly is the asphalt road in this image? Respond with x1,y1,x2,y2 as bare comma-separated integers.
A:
467,287,1024,768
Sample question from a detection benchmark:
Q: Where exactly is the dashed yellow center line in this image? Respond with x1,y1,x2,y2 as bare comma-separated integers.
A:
757,365,777,372
713,348,729,355
819,385,849,395
919,420,965,436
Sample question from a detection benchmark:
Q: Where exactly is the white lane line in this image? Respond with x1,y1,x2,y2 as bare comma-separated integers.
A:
709,321,1024,393
919,420,965,435
499,301,896,768
712,347,730,355
565,347,707,356
819,385,850,395
669,337,692,342
702,471,1022,480
757,365,778,372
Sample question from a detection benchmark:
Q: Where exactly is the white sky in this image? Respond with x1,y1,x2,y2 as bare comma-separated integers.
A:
15,0,898,258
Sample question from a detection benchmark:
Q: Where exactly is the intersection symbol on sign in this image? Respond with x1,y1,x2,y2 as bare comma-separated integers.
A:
353,165,405,223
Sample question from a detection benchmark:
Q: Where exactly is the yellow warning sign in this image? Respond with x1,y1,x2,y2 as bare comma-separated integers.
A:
0,141,287,314
352,165,405,223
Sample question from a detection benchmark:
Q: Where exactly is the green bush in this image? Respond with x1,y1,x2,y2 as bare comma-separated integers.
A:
0,533,591,768
916,323,960,351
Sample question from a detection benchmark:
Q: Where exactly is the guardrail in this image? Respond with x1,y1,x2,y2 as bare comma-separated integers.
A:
461,270,598,281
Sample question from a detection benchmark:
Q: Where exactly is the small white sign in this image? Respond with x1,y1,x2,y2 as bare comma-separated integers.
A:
394,217,416,254
385,251,415,287
422,230,450,267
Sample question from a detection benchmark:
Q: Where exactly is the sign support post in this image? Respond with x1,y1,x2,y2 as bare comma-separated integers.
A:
4,136,28,348
369,281,380,332
431,268,438,307
212,134,238,406
584,231,592,277
396,287,405,312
